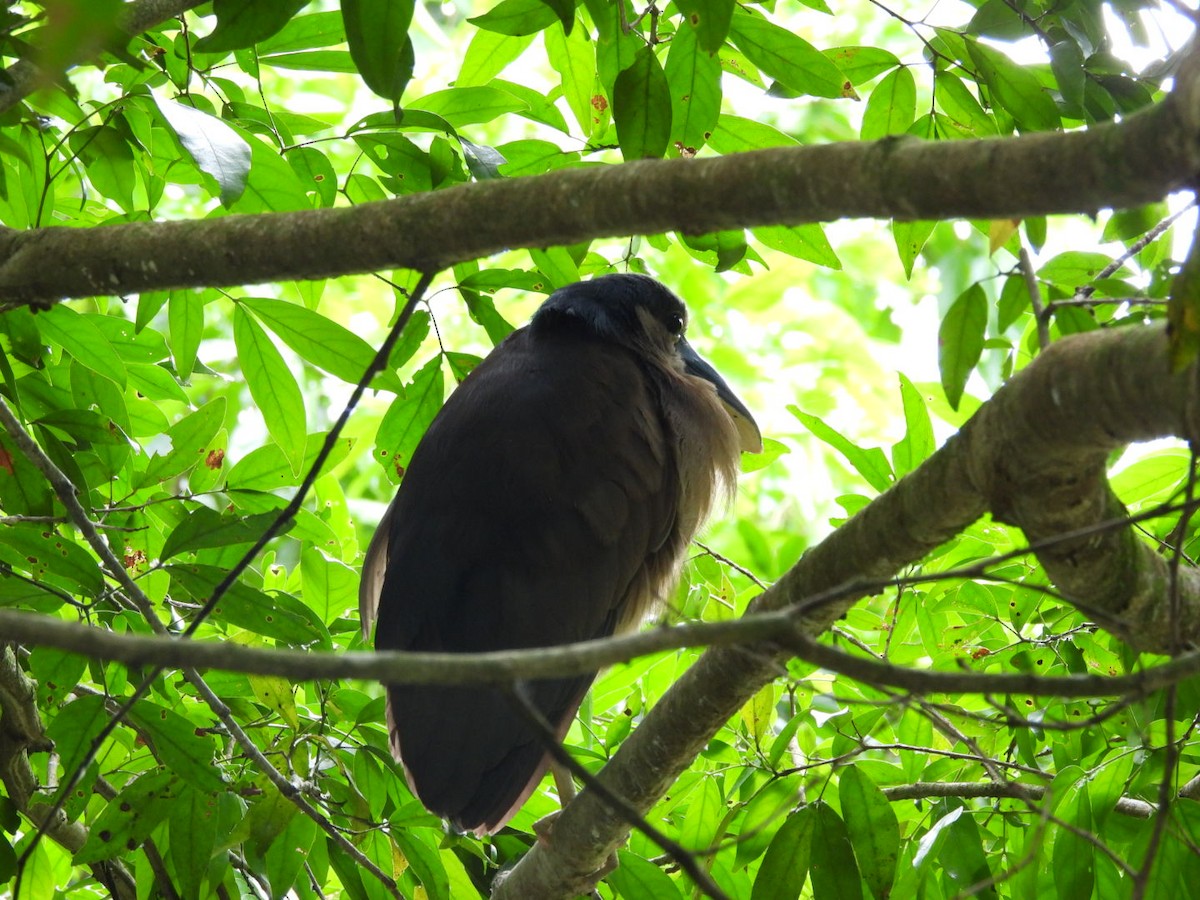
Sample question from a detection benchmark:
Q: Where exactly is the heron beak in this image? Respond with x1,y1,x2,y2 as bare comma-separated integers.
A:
679,338,763,454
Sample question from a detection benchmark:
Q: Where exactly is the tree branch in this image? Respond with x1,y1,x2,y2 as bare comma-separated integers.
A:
492,322,1200,898
2,603,1200,697
1,40,1199,306
882,781,1156,818
0,0,205,118
0,646,137,898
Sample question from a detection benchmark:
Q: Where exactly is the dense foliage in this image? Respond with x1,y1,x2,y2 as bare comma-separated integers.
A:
0,0,1197,897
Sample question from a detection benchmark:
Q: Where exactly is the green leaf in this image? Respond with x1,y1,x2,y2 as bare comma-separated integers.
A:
545,17,597,134
608,851,683,899
127,362,190,404
264,809,317,898
937,809,996,897
458,28,536,86
729,13,848,100
614,45,673,160
225,431,354,490
234,305,307,475
1088,753,1134,829
0,837,12,886
70,126,136,213
342,0,416,101
708,115,796,153
240,297,401,391
966,39,1061,133
0,522,104,596
934,71,998,136
838,768,899,900
393,829,451,900
590,0,641,96
30,648,88,708
289,145,339,206
46,695,107,780
891,373,935,477
161,507,291,560
168,785,219,898
1103,202,1169,243
468,0,558,35
260,48,358,73
739,436,789,473
665,20,722,152
1038,251,1119,290
374,356,444,480
824,46,901,85
36,305,127,389
938,283,987,410
997,274,1030,332
411,86,526,127
751,806,813,900
536,0,575,33
169,292,204,379
675,0,735,53
861,66,915,140
892,219,936,278
256,10,345,53
460,288,516,346
167,563,324,645
14,840,56,900
679,776,724,851
753,224,842,268
141,398,226,487
128,701,226,792
195,0,309,52
790,406,892,493
734,775,801,867
228,127,312,213
300,546,359,624
34,409,127,446
154,97,252,205
810,802,863,900
74,772,182,865
248,676,300,734
1053,787,1095,900
1050,38,1086,114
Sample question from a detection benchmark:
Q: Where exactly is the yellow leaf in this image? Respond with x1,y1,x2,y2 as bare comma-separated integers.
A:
247,674,299,729
741,683,776,742
988,219,1020,255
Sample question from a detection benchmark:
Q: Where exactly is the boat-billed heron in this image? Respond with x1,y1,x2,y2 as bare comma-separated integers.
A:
359,273,761,835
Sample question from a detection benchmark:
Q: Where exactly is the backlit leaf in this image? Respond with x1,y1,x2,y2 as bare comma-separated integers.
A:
730,13,848,100
234,305,307,475
938,283,987,410
613,46,672,160
342,0,416,101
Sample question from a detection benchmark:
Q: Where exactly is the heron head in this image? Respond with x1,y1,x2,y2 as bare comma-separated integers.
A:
533,273,763,454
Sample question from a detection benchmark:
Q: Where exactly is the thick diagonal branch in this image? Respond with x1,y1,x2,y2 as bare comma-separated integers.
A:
493,323,1200,898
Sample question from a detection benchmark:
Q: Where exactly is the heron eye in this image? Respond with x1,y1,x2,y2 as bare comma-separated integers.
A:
668,314,685,338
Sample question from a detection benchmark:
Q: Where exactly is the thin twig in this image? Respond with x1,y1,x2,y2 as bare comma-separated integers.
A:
881,781,1155,817
1019,246,1051,350
1074,200,1197,302
5,493,1200,693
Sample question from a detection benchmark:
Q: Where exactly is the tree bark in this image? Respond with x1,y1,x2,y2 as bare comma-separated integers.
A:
0,41,1198,307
